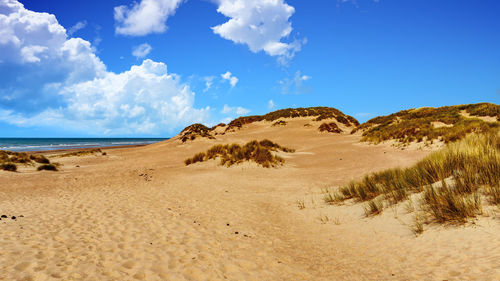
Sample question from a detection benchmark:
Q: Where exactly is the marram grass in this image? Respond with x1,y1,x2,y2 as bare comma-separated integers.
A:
325,132,500,224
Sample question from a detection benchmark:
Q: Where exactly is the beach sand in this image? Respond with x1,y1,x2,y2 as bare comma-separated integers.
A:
1,117,499,280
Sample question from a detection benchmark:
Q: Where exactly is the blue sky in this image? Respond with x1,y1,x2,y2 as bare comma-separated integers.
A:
0,0,498,137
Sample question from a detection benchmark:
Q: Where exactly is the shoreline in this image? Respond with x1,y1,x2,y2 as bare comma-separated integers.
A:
28,144,148,155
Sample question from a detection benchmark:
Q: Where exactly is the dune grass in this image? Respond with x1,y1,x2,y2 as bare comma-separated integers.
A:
318,122,343,133
0,150,55,172
325,132,500,224
272,120,287,127
225,107,359,132
57,148,103,158
354,103,500,145
185,139,294,168
37,164,58,171
0,163,17,172
179,123,215,142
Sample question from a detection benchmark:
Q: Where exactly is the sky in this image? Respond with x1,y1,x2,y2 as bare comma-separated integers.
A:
0,0,499,137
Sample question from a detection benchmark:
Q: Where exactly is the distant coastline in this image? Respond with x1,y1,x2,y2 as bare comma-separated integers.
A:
0,138,169,152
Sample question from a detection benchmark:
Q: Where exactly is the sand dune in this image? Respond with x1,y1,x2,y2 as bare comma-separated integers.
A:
1,117,499,280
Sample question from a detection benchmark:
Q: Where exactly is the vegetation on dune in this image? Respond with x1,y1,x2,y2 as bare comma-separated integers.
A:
225,107,359,132
37,164,58,171
184,139,295,168
57,148,103,158
179,123,215,142
272,120,287,127
0,150,55,172
353,103,500,145
177,107,358,141
318,122,343,133
324,132,500,226
0,163,17,172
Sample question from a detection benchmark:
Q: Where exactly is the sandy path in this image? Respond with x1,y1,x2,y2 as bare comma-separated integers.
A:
1,119,499,280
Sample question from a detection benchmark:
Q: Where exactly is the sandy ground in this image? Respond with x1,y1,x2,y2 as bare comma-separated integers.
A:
1,117,500,280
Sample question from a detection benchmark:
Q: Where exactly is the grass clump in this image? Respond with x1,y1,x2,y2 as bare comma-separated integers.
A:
355,103,499,145
179,123,215,142
58,148,102,157
327,131,500,224
37,164,58,171
318,122,343,133
0,163,17,172
0,150,55,172
272,120,287,127
184,139,294,168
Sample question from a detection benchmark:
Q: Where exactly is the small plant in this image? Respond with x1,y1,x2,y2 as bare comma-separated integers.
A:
272,120,287,127
37,164,58,171
0,163,17,172
319,215,330,224
297,200,306,210
364,198,384,216
411,215,424,235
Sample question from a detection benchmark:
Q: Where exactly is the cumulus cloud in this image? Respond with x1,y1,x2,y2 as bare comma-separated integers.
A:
212,0,304,64
221,104,250,115
68,20,87,36
279,71,312,94
132,43,152,58
0,0,209,135
221,71,238,87
114,0,184,36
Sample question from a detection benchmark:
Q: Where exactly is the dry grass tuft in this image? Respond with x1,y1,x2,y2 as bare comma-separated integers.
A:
0,163,17,172
37,164,58,171
327,131,500,224
318,122,343,133
0,150,56,172
57,148,102,158
272,120,287,127
185,139,294,168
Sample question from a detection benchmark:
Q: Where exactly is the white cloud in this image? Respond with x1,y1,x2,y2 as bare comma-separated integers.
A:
114,0,184,36
279,71,312,94
0,0,210,135
203,76,215,92
212,0,304,64
221,104,250,115
132,43,152,58
268,99,275,109
68,20,87,36
221,71,238,87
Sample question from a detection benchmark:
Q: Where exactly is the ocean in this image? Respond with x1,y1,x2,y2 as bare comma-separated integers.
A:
0,138,169,152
